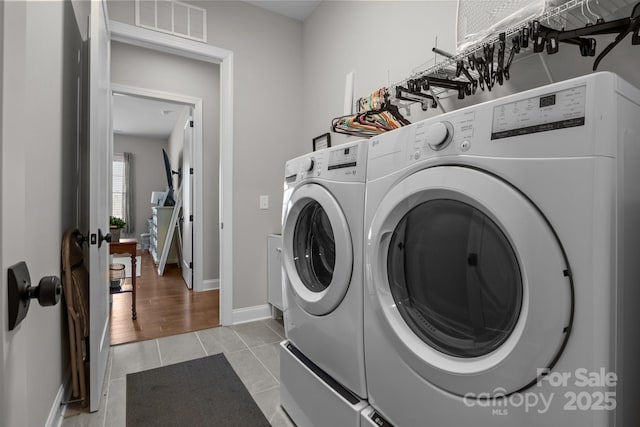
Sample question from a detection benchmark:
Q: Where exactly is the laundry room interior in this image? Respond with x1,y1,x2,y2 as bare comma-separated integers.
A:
3,1,640,426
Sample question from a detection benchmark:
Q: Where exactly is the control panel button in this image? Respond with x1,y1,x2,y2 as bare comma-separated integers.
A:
414,150,421,160
460,140,471,152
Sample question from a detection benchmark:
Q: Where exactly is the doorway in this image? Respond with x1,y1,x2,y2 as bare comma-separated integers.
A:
109,89,219,345
110,20,234,326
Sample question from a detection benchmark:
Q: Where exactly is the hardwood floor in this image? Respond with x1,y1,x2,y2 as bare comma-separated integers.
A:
109,250,219,346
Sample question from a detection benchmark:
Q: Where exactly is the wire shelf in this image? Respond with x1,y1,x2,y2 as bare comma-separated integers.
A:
385,0,638,104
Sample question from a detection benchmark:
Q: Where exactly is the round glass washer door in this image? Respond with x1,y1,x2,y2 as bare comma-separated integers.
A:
367,166,573,397
283,183,353,316
387,198,523,359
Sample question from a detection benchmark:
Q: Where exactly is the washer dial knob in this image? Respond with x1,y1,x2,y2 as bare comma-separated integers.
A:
427,122,453,150
301,157,315,172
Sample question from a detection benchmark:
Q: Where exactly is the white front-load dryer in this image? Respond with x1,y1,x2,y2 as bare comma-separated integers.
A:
362,72,640,426
280,140,368,426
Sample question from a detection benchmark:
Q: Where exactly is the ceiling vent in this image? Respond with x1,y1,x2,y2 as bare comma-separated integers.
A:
136,0,207,42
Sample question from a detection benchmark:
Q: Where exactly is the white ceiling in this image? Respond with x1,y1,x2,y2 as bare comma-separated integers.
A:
244,0,321,21
112,93,190,139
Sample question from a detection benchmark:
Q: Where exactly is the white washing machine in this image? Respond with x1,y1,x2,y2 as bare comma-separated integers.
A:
280,141,368,426
363,72,640,426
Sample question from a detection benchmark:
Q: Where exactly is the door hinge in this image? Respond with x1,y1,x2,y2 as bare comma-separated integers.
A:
189,261,193,269
220,222,224,229
189,214,194,222
190,167,194,175
189,120,194,127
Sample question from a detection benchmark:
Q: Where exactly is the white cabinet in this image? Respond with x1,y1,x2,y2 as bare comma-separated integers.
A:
268,234,284,312
149,206,179,265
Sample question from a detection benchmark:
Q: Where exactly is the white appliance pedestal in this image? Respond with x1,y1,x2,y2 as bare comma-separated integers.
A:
280,341,368,427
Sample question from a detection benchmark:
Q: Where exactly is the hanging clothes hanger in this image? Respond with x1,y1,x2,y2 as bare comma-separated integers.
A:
456,60,478,93
530,2,640,70
332,87,411,138
593,2,640,69
395,84,437,111
503,34,521,80
495,33,506,86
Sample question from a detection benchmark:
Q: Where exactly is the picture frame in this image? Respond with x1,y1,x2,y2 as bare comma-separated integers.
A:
313,133,331,151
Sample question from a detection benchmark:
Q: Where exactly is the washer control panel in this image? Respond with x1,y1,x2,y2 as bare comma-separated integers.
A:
328,144,359,171
491,85,586,140
367,74,617,182
285,141,367,185
409,111,476,162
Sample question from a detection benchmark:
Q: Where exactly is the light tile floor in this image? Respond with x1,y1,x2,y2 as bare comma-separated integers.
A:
60,319,296,427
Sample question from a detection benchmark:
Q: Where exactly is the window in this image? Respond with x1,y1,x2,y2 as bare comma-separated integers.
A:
112,153,127,223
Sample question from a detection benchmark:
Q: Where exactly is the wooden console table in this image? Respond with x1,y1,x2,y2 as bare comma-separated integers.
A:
109,238,137,320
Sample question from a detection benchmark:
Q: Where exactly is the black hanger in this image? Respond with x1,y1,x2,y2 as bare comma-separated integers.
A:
536,22,596,57
593,2,640,69
395,85,437,111
475,57,486,91
503,34,521,80
423,76,471,100
483,44,494,89
521,26,529,48
495,33,506,86
456,60,478,94
528,2,640,70
467,53,476,70
532,21,546,53
376,91,411,126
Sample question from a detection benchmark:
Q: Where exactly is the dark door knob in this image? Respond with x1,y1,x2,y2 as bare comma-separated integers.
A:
98,228,112,248
8,261,62,330
75,232,89,246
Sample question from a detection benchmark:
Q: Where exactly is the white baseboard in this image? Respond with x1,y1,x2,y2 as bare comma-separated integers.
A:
232,304,272,325
202,278,219,290
47,375,71,427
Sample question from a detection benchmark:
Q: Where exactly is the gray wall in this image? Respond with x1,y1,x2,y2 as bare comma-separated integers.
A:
1,1,81,425
110,40,220,281
302,1,458,146
303,1,640,142
114,134,169,239
107,1,304,309
200,1,304,308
